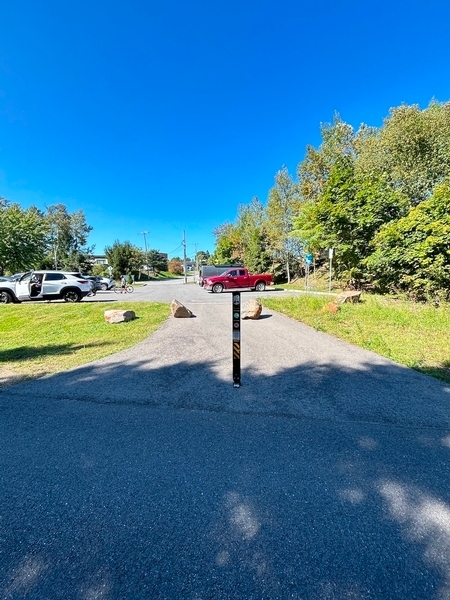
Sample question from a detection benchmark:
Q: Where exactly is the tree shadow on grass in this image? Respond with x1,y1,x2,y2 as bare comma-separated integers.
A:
414,360,450,383
0,342,114,363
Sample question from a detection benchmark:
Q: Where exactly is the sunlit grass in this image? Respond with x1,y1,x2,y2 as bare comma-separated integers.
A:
0,301,170,386
262,294,450,383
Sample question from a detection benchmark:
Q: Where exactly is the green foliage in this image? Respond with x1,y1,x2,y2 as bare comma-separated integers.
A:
265,167,303,282
366,181,450,302
146,249,168,274
210,200,271,272
294,157,408,286
297,113,356,203
42,204,94,271
195,250,210,265
235,197,271,272
104,240,144,279
210,222,239,264
355,101,450,205
211,100,450,298
91,263,109,277
0,198,48,274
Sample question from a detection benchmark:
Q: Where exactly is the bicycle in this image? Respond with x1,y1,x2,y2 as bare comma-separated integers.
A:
113,284,134,294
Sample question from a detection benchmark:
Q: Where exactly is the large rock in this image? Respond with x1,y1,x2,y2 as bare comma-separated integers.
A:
171,299,194,318
242,299,262,320
337,291,362,304
104,309,136,324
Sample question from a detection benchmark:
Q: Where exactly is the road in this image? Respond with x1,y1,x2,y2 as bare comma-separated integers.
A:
2,280,450,599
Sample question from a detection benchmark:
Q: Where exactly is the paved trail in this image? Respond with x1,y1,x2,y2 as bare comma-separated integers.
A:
2,281,450,599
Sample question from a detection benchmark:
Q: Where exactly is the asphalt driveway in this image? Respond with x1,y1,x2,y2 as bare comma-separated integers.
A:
2,280,450,599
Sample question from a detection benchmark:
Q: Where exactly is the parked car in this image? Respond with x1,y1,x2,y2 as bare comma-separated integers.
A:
98,276,115,291
0,271,91,304
70,274,102,295
0,276,13,282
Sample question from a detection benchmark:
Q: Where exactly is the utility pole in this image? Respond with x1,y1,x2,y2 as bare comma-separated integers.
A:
194,243,198,283
140,231,149,278
182,231,187,284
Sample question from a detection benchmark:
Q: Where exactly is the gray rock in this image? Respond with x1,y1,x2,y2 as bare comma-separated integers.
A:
242,299,262,320
104,309,136,323
171,299,194,318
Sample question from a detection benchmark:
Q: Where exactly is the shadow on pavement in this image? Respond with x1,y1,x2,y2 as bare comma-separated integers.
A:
1,355,450,598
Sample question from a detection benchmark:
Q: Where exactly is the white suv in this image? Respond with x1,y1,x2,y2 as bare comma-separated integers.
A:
0,271,92,304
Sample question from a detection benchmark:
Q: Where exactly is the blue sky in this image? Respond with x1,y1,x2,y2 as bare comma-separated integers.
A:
1,0,449,260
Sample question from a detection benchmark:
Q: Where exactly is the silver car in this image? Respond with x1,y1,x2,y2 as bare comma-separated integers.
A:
98,276,115,291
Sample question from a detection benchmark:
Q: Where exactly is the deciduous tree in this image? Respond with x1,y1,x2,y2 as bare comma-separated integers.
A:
42,204,93,271
168,259,183,275
104,241,144,279
366,180,450,301
265,167,303,282
0,198,48,275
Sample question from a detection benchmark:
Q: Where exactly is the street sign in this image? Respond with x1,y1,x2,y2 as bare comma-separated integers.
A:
232,292,241,387
305,253,313,265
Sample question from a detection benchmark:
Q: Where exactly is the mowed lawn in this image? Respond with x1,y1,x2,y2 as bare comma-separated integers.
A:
0,301,170,388
262,293,450,383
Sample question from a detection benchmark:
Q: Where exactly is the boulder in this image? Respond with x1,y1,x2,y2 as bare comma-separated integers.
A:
171,299,194,318
104,309,136,324
242,299,262,320
336,291,362,304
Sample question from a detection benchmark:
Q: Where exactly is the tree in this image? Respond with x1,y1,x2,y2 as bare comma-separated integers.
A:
297,113,356,203
265,167,303,283
104,240,144,279
366,180,450,301
234,197,271,272
42,204,94,271
168,258,183,275
293,157,408,286
0,198,48,275
355,100,450,205
195,250,210,266
146,250,168,274
210,222,240,264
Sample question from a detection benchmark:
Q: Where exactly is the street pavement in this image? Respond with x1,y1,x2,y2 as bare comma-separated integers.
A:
2,280,450,599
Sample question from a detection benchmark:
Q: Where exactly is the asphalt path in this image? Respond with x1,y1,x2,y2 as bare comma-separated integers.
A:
2,281,450,599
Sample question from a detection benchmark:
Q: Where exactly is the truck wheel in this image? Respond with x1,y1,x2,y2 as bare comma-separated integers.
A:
0,291,13,304
63,289,81,302
255,282,266,291
212,283,224,293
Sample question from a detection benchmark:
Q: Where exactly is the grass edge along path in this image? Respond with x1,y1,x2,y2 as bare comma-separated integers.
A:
0,301,171,389
262,294,450,384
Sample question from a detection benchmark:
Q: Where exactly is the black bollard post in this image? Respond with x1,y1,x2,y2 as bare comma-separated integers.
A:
232,292,241,387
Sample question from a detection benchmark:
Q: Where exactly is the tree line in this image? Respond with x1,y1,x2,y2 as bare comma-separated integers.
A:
0,200,171,279
0,201,93,275
211,100,450,301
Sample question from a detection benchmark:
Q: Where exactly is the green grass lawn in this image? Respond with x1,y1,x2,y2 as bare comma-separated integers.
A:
0,301,170,387
262,293,450,383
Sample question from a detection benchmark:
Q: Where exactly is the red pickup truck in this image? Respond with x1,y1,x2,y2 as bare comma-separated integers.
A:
203,268,273,293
